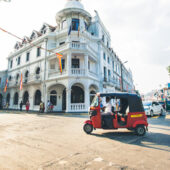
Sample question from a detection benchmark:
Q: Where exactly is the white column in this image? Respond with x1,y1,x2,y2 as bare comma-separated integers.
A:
66,88,71,113
84,54,88,76
67,52,72,76
85,87,90,111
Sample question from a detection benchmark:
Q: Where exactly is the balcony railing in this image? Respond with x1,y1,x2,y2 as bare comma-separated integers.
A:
48,69,67,78
71,69,85,76
23,74,42,84
70,103,86,111
70,42,86,50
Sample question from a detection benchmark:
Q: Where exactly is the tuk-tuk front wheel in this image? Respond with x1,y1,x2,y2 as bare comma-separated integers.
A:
135,125,146,136
83,124,93,134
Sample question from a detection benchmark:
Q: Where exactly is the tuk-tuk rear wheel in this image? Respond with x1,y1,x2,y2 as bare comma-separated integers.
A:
135,125,146,136
83,124,93,134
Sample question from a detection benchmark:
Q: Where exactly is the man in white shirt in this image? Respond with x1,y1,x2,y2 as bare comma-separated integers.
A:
103,97,112,115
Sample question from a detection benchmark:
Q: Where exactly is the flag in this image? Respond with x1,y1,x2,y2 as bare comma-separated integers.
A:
4,79,8,93
68,25,72,36
20,73,23,90
56,53,63,73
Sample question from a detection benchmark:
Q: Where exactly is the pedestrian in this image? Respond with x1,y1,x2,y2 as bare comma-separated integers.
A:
20,100,23,111
6,102,9,110
39,101,44,113
26,100,30,112
47,100,51,112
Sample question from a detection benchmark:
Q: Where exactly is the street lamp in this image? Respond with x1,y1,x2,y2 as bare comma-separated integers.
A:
121,61,128,92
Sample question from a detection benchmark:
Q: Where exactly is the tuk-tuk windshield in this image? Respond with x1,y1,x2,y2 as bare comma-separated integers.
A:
91,96,99,107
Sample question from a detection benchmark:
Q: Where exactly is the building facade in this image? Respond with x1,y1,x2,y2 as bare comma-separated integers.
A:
0,0,135,112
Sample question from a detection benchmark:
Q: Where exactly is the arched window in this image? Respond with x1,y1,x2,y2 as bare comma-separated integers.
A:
23,91,29,105
71,86,84,103
16,74,19,81
14,92,19,105
35,67,40,80
50,90,57,106
34,90,41,105
90,90,96,104
9,76,12,81
24,71,29,83
6,93,10,104
36,67,40,74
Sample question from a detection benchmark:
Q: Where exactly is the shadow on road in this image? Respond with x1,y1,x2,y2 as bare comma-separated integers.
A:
91,131,170,152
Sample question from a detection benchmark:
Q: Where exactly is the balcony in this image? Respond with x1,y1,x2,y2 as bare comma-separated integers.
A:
23,74,42,85
71,68,85,76
48,69,67,79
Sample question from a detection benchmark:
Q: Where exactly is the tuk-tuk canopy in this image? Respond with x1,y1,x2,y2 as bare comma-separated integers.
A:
99,92,144,113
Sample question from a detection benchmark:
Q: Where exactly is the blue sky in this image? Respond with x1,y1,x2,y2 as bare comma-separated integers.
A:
0,0,169,94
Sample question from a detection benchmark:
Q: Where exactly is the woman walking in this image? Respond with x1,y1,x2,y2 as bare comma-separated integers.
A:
26,100,30,112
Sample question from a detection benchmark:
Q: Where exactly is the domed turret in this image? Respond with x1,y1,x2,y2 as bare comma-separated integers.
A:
56,0,91,24
64,0,84,10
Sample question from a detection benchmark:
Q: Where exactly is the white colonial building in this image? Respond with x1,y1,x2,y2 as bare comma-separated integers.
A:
0,0,135,113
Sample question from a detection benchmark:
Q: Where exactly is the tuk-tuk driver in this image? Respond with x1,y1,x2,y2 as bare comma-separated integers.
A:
102,97,112,115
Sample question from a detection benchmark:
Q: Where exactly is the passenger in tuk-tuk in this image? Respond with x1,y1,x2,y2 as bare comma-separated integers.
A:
101,97,114,128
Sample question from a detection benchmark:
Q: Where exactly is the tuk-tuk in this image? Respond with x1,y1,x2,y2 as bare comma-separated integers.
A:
83,93,148,136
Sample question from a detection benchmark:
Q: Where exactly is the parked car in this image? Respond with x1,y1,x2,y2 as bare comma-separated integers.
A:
143,101,164,117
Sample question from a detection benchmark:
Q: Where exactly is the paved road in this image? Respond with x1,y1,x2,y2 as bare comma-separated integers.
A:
0,111,169,170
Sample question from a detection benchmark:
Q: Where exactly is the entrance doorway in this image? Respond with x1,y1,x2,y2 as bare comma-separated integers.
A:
62,88,66,111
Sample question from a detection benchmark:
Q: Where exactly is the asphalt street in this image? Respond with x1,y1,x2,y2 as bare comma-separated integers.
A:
0,111,169,170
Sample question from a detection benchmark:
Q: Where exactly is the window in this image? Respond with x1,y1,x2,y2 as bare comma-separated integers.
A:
84,21,88,30
112,61,114,71
36,67,40,75
59,42,65,46
62,20,67,29
16,74,19,81
34,90,41,105
90,90,96,104
88,61,90,70
10,60,13,69
17,56,21,65
26,52,30,62
62,59,65,70
108,57,110,64
37,47,41,57
71,86,84,103
14,92,19,105
25,71,29,83
104,67,107,80
102,35,105,42
103,52,106,60
108,70,111,81
6,93,10,104
50,90,57,106
72,59,80,68
9,76,12,81
72,19,79,31
23,91,29,105
50,64,55,70
107,41,109,48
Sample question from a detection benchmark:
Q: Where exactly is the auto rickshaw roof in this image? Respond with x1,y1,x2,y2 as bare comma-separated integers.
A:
99,92,144,113
99,92,139,98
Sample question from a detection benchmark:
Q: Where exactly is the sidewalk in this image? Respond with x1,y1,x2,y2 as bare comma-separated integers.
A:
0,110,88,116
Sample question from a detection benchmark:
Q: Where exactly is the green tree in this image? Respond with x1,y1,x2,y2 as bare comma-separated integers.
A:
167,66,170,76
